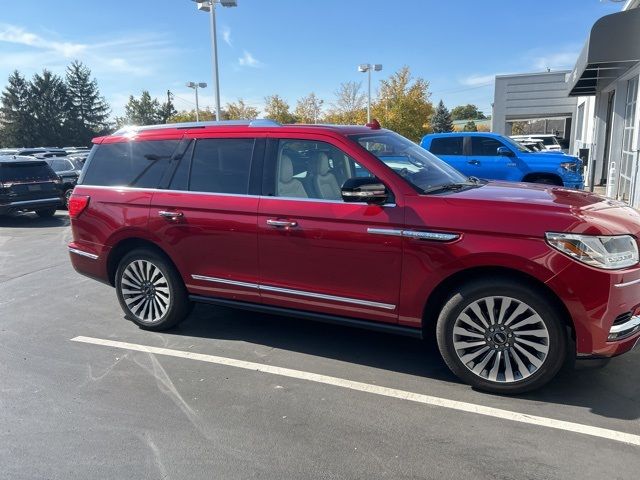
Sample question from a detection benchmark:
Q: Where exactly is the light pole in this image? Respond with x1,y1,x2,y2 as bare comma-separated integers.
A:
358,63,382,123
186,82,208,122
193,0,238,121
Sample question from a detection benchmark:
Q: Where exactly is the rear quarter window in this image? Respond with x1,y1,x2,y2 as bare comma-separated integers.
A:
80,140,180,188
429,137,464,156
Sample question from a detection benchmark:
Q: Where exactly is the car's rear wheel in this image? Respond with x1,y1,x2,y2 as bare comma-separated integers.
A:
64,189,73,209
115,248,192,331
35,208,56,218
436,278,567,394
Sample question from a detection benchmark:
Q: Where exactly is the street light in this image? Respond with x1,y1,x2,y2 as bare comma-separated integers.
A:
192,0,238,121
358,63,382,123
186,81,208,122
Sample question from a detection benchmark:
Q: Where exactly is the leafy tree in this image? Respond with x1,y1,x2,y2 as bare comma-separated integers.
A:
120,91,161,126
0,71,34,147
168,108,216,123
431,100,454,133
264,94,296,124
463,120,478,132
325,82,366,125
372,66,434,141
29,69,69,146
294,93,324,124
450,104,486,121
65,60,110,145
157,90,177,124
225,99,259,120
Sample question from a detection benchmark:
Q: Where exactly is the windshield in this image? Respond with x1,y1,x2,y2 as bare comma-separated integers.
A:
349,131,469,193
502,136,530,153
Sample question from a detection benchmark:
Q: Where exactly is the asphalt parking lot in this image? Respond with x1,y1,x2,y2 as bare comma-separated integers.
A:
1,212,640,479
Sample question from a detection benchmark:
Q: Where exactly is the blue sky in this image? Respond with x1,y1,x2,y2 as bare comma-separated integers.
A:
0,0,623,119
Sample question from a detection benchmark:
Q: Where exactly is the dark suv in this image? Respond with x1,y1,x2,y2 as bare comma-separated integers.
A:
0,156,63,217
44,157,82,208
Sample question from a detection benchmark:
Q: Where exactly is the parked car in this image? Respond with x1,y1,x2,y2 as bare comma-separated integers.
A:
68,120,640,394
0,155,63,217
421,132,583,188
17,148,68,157
511,134,562,152
43,157,82,208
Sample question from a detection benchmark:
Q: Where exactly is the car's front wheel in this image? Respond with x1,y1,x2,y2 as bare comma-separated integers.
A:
115,248,192,331
436,278,567,394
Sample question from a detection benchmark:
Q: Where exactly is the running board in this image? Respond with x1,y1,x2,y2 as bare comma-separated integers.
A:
189,295,423,339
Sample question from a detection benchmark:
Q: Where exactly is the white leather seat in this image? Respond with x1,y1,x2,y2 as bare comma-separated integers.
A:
311,152,342,200
277,155,308,198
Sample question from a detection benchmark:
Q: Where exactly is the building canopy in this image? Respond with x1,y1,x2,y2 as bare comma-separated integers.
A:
568,7,640,96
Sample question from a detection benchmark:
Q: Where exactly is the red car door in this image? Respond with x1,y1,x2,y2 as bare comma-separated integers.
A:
257,133,404,324
149,133,265,304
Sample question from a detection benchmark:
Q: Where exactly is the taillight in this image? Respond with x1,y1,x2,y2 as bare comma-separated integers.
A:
68,195,90,219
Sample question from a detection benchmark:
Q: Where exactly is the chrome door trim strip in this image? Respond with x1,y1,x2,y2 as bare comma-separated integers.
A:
367,228,459,242
614,277,640,288
259,284,396,310
191,275,396,310
191,275,259,290
367,228,403,237
68,247,99,260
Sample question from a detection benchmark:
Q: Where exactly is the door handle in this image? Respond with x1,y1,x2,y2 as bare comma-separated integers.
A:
266,219,298,228
158,210,184,220
468,159,480,165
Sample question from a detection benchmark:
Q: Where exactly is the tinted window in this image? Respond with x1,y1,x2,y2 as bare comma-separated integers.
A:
429,137,463,156
471,137,505,156
168,140,194,191
189,138,254,194
81,140,179,188
0,162,55,182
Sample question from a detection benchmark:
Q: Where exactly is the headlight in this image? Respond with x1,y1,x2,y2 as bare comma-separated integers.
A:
546,233,639,270
560,161,580,172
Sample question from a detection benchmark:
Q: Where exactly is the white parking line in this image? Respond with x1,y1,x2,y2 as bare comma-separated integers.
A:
71,335,640,447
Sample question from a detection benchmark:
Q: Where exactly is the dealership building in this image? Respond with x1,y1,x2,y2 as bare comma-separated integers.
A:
493,0,640,206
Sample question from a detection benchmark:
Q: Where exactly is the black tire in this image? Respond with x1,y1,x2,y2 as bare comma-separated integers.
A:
436,278,567,394
35,208,56,218
527,176,562,186
115,248,192,331
64,189,73,209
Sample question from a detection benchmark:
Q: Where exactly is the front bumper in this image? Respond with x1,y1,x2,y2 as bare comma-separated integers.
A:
546,259,640,358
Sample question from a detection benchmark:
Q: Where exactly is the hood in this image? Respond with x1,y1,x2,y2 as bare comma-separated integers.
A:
418,181,640,238
519,151,578,162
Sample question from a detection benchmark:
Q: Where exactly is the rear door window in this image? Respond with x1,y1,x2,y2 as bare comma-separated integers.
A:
189,138,255,195
429,137,464,155
470,137,506,156
80,140,180,188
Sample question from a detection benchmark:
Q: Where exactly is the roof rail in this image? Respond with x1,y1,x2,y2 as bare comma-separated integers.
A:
112,119,281,136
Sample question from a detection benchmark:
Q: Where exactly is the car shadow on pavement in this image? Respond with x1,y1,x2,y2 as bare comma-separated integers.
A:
0,212,69,228
167,304,640,421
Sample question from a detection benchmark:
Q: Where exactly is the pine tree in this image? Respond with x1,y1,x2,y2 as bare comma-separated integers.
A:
431,100,454,134
122,91,161,126
65,61,110,145
29,69,70,147
0,71,34,147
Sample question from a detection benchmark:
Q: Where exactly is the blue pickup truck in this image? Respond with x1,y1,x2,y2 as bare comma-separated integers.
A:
420,132,584,188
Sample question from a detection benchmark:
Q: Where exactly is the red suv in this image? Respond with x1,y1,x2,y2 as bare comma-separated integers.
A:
68,120,640,393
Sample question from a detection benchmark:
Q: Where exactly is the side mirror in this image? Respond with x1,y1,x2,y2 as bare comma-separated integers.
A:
341,177,388,205
497,146,514,157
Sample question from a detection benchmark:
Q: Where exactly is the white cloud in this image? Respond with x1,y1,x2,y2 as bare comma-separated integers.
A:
222,26,232,47
532,51,579,71
459,73,498,87
0,24,87,58
238,50,262,68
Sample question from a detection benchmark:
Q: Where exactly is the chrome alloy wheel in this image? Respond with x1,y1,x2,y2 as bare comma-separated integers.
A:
452,296,550,383
120,260,171,323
